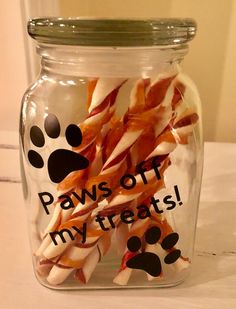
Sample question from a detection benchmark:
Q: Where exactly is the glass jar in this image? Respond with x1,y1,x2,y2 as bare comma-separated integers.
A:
20,18,203,289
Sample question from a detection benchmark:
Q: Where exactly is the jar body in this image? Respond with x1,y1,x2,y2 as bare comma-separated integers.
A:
20,45,203,289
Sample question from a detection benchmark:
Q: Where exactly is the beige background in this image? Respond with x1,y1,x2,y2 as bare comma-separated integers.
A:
0,0,236,142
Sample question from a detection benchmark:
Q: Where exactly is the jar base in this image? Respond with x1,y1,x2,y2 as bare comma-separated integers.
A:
34,264,191,290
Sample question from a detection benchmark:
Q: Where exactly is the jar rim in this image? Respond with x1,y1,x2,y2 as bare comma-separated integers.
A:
28,17,197,47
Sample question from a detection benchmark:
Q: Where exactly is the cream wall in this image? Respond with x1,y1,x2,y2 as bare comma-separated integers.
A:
215,0,236,142
0,0,28,131
169,0,235,143
0,0,235,142
0,0,58,132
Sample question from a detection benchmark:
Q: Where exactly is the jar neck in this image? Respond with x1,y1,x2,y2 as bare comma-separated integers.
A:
37,43,188,78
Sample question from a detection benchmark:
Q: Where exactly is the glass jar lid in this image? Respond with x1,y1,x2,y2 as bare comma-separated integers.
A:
28,18,197,47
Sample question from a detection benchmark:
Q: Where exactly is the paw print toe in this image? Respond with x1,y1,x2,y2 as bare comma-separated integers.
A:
161,232,179,250
44,114,60,138
65,124,83,147
127,236,141,252
164,249,181,264
30,126,45,147
28,150,44,168
145,226,161,244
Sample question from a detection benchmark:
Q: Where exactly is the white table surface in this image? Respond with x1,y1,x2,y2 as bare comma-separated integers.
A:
0,132,236,309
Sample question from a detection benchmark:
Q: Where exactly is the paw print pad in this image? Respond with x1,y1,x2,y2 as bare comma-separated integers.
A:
126,226,181,277
28,114,89,183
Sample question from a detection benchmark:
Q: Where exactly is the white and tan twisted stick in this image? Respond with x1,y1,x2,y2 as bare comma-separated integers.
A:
113,78,199,285
46,73,174,244
37,71,198,284
39,72,180,284
95,80,198,285
36,78,126,255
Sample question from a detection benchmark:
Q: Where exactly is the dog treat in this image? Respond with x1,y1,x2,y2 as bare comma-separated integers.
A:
31,70,200,286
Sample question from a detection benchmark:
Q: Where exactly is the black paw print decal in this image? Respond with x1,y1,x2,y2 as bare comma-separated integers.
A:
126,226,181,277
27,114,89,183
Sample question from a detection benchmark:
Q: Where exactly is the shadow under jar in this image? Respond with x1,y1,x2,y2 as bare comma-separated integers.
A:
19,18,203,289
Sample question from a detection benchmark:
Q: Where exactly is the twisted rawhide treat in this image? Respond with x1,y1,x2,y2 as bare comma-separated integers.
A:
38,72,175,260
36,71,199,285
